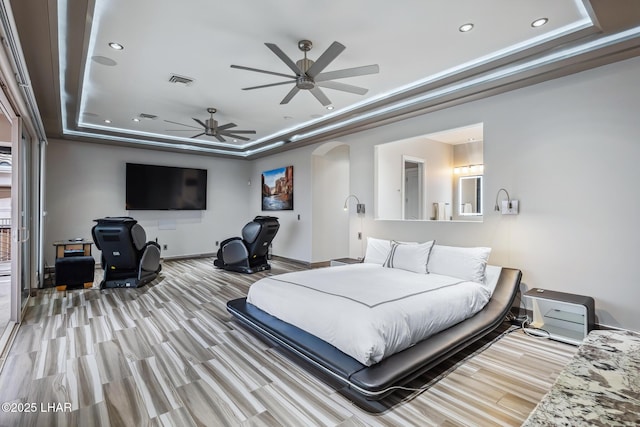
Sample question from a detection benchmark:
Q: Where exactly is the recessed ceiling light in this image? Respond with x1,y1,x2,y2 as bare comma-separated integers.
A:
132,118,140,122
326,105,334,110
108,42,124,50
459,23,474,33
531,18,548,28
104,119,112,124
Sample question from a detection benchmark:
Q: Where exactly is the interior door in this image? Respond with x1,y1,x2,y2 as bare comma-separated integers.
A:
404,168,420,220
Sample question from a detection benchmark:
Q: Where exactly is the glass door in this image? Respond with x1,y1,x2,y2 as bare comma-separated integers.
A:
0,103,20,347
0,95,41,349
0,111,11,341
9,115,23,328
19,128,34,308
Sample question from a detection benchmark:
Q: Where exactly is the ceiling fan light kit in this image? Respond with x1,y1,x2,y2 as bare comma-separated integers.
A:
231,39,379,107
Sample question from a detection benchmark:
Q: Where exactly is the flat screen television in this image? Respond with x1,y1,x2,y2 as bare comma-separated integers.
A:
126,163,207,210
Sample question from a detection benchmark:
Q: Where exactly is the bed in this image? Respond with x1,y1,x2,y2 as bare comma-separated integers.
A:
226,241,522,406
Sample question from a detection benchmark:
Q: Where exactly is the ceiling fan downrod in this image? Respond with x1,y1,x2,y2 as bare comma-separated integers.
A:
296,40,315,89
205,108,218,135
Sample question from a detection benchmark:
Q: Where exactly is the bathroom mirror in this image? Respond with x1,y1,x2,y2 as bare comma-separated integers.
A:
459,175,483,216
374,123,483,221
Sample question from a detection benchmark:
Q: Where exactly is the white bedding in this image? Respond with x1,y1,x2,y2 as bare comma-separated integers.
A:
246,263,494,366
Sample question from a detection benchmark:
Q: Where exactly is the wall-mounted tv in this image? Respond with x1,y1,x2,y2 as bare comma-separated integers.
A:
126,163,207,210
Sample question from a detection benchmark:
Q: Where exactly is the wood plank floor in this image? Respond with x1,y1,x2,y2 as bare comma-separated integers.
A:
0,258,576,426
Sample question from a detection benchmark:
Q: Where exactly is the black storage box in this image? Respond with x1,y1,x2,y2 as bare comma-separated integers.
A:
55,255,95,288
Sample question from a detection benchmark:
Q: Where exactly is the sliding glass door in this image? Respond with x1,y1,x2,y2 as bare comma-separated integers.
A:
0,90,41,350
19,128,35,308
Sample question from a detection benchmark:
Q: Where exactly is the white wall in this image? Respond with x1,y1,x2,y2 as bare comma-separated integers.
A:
249,145,315,262
260,56,640,331
45,139,251,265
45,55,640,331
351,57,640,330
311,144,350,262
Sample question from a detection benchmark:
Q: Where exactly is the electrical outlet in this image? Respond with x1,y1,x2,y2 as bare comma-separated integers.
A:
501,200,519,215
357,232,362,240
215,241,219,246
163,244,168,250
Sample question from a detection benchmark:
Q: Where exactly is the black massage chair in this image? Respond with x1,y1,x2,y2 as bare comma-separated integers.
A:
214,216,280,274
92,217,162,288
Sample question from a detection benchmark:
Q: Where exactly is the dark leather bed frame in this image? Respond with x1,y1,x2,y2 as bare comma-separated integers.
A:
227,267,522,407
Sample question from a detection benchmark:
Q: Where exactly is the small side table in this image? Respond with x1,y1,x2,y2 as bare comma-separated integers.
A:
53,239,93,259
524,288,595,345
330,258,362,267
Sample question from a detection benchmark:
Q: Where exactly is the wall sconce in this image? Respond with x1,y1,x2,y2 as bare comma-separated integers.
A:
454,164,484,174
494,188,519,215
344,194,365,214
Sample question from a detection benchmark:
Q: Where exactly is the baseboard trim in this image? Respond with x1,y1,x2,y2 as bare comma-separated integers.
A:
161,252,217,262
309,261,330,268
270,255,310,267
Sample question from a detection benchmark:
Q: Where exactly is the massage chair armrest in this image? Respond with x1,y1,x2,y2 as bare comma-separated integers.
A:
221,239,249,265
140,242,161,273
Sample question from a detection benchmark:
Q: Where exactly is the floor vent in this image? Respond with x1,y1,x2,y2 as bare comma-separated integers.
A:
169,74,194,85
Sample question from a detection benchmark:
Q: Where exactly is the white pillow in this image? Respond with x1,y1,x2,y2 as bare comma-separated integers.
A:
383,241,434,274
363,237,392,265
427,245,491,283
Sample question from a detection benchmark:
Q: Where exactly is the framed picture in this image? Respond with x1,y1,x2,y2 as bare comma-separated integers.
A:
262,166,293,210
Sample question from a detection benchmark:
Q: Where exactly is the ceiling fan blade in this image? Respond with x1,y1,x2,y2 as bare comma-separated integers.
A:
163,119,201,130
280,86,300,104
214,134,226,142
221,130,255,134
317,80,368,95
315,64,379,82
242,80,296,91
309,87,332,106
219,132,251,141
230,64,296,80
165,129,199,132
265,43,304,75
191,132,205,138
306,41,346,78
192,118,208,129
217,123,237,130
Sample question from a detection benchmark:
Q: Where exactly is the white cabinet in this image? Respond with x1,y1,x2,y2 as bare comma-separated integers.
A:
524,288,595,345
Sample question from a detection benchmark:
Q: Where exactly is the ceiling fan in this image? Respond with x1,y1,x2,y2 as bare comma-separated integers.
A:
231,39,379,107
164,108,256,142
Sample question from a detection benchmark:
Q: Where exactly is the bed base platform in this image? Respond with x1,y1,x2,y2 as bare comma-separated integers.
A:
226,267,522,407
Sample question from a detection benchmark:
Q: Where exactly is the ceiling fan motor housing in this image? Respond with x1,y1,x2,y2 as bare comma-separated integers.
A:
205,117,217,135
296,58,315,89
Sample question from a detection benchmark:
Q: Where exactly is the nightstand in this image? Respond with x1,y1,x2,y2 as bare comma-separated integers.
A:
329,258,362,267
524,288,595,345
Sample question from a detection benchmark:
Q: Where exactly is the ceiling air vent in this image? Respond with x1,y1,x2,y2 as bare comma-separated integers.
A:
168,74,194,86
138,113,158,120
